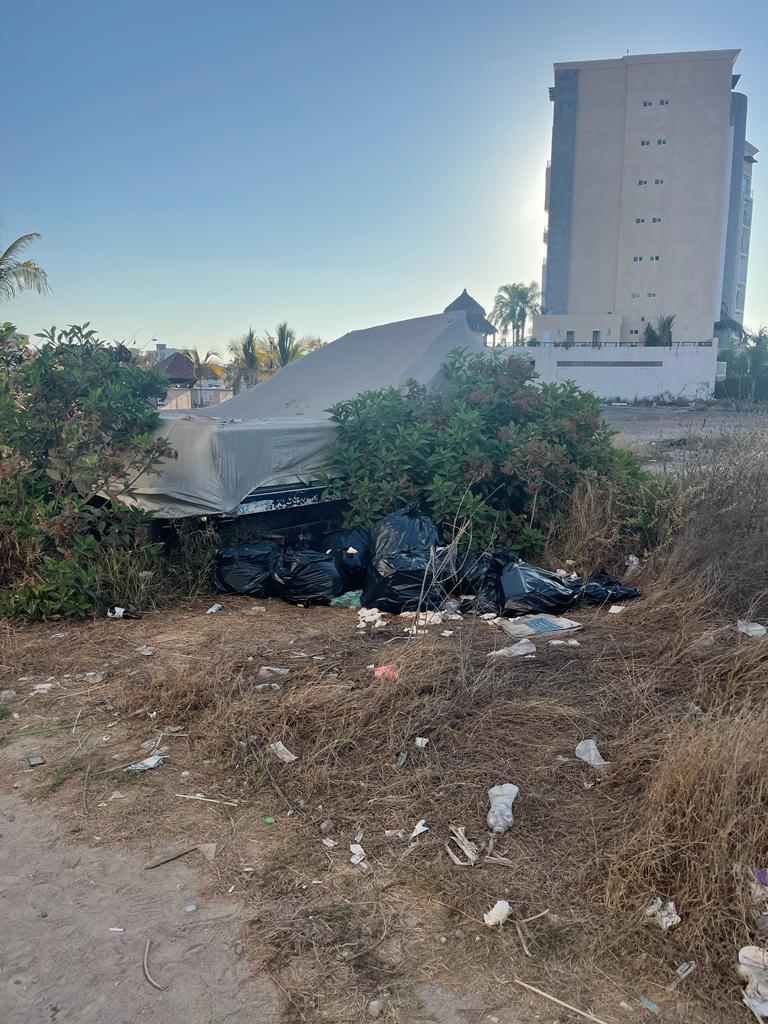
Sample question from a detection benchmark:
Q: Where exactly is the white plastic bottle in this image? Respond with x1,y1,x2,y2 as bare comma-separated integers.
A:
486,783,519,834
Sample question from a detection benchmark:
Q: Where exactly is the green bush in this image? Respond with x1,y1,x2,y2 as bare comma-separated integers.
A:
326,349,648,555
0,323,170,618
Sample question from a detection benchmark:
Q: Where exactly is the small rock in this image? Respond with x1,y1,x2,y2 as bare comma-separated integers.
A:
185,904,197,913
234,942,244,956
366,996,388,1019
439,936,447,944
454,929,466,940
39,910,48,918
181,770,191,779
319,819,336,834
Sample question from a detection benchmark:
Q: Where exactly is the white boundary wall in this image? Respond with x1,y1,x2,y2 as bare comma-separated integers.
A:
515,343,718,401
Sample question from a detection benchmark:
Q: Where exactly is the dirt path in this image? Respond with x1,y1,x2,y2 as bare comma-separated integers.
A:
0,789,281,1024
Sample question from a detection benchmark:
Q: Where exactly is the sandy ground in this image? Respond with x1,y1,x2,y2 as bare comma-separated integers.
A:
603,404,768,455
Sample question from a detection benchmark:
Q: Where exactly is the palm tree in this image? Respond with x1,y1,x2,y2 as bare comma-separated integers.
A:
490,282,541,344
229,328,266,393
644,314,675,347
263,322,304,371
0,233,50,304
184,348,221,384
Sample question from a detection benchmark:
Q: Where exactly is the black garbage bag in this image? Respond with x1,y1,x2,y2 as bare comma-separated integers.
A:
363,551,448,613
455,548,518,616
500,561,580,615
323,527,372,588
213,539,280,596
370,506,441,560
269,549,347,605
568,570,641,605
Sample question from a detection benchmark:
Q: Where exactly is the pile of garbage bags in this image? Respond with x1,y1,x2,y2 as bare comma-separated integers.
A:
212,505,640,614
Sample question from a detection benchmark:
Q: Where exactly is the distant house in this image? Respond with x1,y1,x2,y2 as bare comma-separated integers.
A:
155,352,231,409
443,289,497,345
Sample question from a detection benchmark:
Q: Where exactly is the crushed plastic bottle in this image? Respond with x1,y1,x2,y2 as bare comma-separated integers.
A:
486,783,520,834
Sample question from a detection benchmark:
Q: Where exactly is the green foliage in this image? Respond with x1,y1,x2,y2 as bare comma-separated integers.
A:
0,323,171,619
326,349,648,554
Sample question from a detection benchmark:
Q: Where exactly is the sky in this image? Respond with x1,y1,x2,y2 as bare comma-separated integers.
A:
4,0,768,351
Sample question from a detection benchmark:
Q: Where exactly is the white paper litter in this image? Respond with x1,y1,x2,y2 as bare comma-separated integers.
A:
415,737,429,749
84,671,105,684
440,630,454,637
738,945,768,1018
499,614,582,638
646,897,681,931
357,607,387,630
488,639,536,658
608,605,625,615
738,619,767,638
32,682,54,694
269,741,298,763
259,666,290,678
107,607,126,619
445,825,480,866
206,603,224,614
400,610,444,626
136,646,155,657
483,899,511,927
575,739,610,771
321,837,338,848
409,818,429,840
384,829,405,839
350,843,369,870
549,638,580,647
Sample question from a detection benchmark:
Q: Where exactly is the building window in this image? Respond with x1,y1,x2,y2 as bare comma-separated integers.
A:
652,216,662,223
641,139,650,147
643,100,652,107
631,292,640,298
629,329,640,335
633,256,643,262
638,179,648,186
657,138,667,145
592,330,602,344
650,255,660,262
635,217,645,224
565,330,575,343
659,98,670,106
647,291,656,298
655,178,664,185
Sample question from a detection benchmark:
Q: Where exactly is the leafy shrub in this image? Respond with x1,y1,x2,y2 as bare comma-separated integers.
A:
0,323,170,618
326,349,650,554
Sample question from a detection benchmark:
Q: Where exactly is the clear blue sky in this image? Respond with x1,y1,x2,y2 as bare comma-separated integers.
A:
4,0,767,350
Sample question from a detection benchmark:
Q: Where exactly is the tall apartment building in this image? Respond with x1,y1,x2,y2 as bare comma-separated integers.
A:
534,49,756,347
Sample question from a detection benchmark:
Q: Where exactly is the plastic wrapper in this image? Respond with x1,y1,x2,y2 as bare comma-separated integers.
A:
323,527,372,588
269,549,347,605
212,539,279,596
500,561,579,615
370,506,441,560
568,570,641,605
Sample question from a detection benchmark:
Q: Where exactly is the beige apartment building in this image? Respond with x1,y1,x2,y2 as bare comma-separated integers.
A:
534,49,756,348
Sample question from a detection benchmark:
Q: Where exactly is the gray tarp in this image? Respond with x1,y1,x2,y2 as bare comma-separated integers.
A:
129,312,486,518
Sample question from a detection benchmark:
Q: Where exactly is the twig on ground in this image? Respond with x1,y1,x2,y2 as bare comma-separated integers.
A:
142,937,166,991
512,978,608,1024
174,793,239,807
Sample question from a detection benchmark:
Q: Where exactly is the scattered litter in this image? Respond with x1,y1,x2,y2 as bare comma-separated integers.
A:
124,754,167,772
269,740,298,763
49,631,67,638
400,610,445,626
738,945,768,1019
646,897,681,931
373,664,398,681
354,826,365,843
415,736,429,749
84,671,105,684
350,843,369,871
253,683,282,694
409,818,429,840
488,640,536,658
319,819,335,833
109,927,125,933
366,995,388,1019
575,739,610,772
608,605,625,615
259,666,289,679
669,961,697,990
109,791,125,801
445,825,479,866
264,817,275,825
499,614,582,638
484,899,511,927
624,554,641,579
394,752,407,770
175,793,239,807
136,646,154,657
550,638,580,647
26,754,46,768
738,619,767,638
107,605,141,619
32,682,54,694
384,829,405,839
330,591,363,609
487,783,520,834
206,603,224,614
322,836,338,848
440,630,454,637
481,612,499,621
357,607,388,630
638,996,661,1016
185,903,197,913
